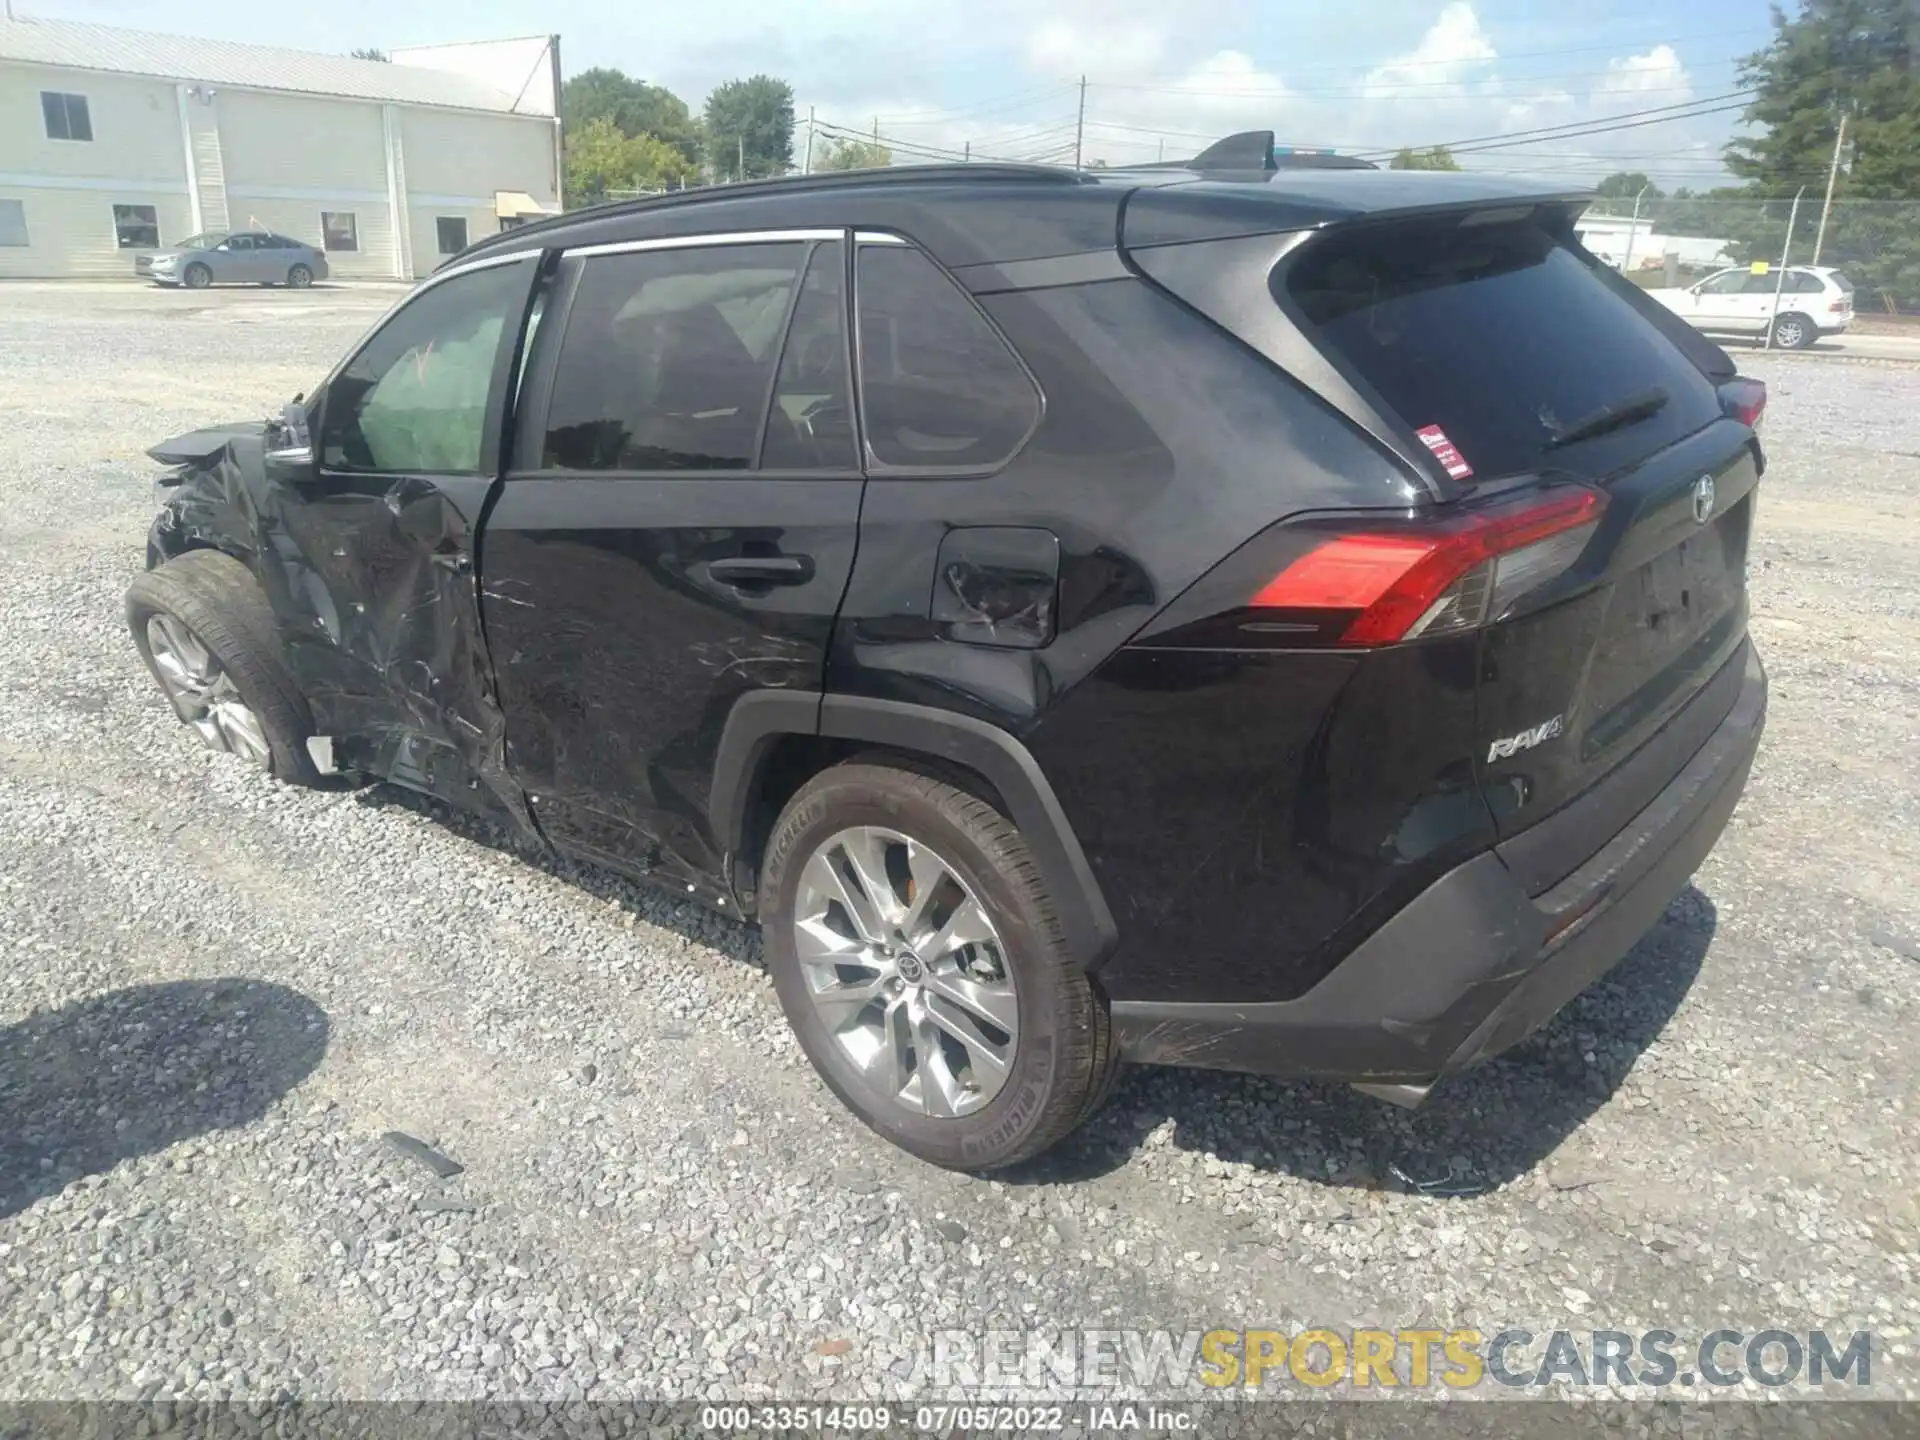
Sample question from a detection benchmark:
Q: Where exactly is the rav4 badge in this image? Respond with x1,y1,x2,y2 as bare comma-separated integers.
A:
1487,715,1565,763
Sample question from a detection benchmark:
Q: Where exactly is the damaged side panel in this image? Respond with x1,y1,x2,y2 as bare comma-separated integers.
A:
149,441,535,836
145,252,544,837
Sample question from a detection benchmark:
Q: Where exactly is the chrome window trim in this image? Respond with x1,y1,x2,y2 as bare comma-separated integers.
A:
564,228,842,260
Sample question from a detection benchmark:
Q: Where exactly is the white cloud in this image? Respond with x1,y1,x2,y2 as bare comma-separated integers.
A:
798,4,1729,184
1363,2,1497,98
1596,44,1691,101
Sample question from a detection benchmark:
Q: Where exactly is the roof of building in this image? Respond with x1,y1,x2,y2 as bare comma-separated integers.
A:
0,15,539,115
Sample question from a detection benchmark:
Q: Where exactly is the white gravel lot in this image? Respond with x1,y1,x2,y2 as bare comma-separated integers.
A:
0,282,1915,1410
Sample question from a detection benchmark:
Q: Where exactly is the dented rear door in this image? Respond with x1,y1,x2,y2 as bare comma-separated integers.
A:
286,252,541,821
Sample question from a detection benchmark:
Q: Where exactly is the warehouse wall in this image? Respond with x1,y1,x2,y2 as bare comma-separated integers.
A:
0,54,555,280
0,60,190,277
401,106,554,211
219,89,396,278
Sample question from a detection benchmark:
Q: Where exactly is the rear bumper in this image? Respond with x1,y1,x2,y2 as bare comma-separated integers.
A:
1111,642,1766,1083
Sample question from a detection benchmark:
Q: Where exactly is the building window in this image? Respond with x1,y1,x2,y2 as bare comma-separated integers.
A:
112,204,160,250
41,92,93,142
0,200,27,248
435,217,468,255
321,212,359,252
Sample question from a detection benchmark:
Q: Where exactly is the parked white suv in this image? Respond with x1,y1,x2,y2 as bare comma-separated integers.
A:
1646,265,1855,349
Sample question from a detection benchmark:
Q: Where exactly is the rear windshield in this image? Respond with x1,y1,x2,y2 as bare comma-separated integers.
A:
1284,218,1722,482
1830,271,1855,294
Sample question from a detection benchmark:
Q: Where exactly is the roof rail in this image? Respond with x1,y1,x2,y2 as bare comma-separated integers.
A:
455,162,1084,263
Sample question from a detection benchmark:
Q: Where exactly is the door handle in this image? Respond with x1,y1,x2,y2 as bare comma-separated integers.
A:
706,555,814,586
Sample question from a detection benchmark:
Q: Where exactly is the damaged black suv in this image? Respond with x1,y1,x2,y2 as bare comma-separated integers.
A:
129,133,1769,1170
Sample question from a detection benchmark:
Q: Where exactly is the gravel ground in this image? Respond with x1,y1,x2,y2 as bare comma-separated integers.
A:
0,283,1915,1409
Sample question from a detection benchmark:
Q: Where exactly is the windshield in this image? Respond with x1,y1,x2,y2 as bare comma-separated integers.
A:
1284,217,1723,482
172,234,220,251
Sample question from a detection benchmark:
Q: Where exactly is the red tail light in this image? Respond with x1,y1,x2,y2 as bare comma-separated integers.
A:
1252,485,1606,647
1828,300,1849,313
1718,376,1766,429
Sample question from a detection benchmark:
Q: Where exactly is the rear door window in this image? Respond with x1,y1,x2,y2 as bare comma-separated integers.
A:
541,242,805,471
1285,218,1723,482
854,241,1040,471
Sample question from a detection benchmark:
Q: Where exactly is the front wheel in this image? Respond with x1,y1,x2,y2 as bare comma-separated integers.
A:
127,550,322,784
760,762,1120,1171
287,264,313,289
1772,313,1815,349
182,263,212,290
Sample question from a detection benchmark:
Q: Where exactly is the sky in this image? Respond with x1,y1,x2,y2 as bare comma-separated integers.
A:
20,0,1785,187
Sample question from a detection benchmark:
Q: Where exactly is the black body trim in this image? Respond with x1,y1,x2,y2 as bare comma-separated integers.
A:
1111,646,1765,1081
819,696,1119,969
710,689,829,859
712,692,1119,968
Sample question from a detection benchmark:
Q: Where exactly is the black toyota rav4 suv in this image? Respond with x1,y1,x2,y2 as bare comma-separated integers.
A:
129,134,1768,1170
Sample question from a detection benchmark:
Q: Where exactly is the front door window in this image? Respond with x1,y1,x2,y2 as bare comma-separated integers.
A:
320,261,527,474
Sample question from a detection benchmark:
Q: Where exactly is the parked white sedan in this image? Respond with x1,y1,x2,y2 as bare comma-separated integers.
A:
1645,265,1855,349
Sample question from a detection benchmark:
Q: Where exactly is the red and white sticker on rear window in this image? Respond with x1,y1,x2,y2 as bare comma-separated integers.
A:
1415,424,1475,480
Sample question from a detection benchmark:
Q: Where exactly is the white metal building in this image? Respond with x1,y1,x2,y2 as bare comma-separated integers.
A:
0,16,560,280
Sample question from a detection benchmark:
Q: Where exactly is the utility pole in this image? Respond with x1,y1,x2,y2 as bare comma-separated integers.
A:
1813,110,1848,266
1765,185,1807,351
963,140,970,163
803,107,815,175
1157,137,1164,163
1073,75,1087,170
736,134,744,183
1620,186,1648,274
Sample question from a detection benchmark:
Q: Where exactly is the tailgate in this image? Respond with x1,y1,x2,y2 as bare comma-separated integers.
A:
1476,423,1756,836
1268,203,1757,842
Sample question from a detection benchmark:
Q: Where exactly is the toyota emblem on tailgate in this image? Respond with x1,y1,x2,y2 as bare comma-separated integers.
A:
1692,476,1716,525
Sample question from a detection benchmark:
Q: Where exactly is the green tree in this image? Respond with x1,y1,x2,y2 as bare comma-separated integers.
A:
565,117,697,205
563,68,703,168
704,76,796,180
1389,145,1461,171
817,136,892,171
1724,0,1920,307
1594,172,1664,203
351,48,388,62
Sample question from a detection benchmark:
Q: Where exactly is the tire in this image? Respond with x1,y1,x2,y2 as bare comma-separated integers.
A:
761,761,1121,1171
1772,312,1815,349
183,263,212,290
287,264,313,289
126,550,322,785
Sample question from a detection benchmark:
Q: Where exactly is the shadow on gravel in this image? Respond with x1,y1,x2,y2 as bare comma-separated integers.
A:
348,783,1717,1197
350,785,767,970
0,979,329,1220
1010,886,1718,1195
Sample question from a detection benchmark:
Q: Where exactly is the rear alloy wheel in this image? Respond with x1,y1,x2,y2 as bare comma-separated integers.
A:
1772,313,1814,350
794,825,1019,1118
127,550,322,785
762,762,1121,1171
287,264,314,289
183,263,212,290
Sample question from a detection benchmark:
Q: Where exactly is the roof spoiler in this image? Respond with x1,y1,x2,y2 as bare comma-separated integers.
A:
1126,130,1378,174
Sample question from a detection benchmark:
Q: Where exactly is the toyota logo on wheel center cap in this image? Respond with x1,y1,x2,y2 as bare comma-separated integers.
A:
896,953,925,983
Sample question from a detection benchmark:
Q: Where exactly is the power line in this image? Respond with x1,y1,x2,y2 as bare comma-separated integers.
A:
1360,89,1756,156
865,82,1080,127
1088,64,1742,101
1440,102,1754,157
1081,25,1770,84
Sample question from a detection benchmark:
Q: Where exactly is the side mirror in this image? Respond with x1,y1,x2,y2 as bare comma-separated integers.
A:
265,395,317,480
